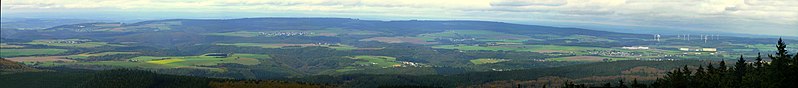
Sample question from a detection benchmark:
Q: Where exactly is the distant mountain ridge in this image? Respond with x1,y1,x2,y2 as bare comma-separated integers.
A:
43,17,649,38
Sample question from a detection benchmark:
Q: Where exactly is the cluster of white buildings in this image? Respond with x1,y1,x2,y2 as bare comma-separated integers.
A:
44,40,88,44
395,61,430,67
678,48,718,52
259,32,314,36
622,46,650,50
587,50,643,57
443,38,476,42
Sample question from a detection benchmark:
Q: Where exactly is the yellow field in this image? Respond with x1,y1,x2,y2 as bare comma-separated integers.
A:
147,59,186,64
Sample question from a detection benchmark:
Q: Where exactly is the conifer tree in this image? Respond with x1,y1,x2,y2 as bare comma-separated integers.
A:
617,79,629,88
718,60,727,72
631,79,646,88
733,55,747,87
754,53,763,68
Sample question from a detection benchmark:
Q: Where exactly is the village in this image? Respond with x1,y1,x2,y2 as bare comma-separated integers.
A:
258,32,315,37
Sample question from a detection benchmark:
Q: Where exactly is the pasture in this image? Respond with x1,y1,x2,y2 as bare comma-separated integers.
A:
745,44,798,52
432,44,605,53
470,58,510,65
26,39,124,48
65,52,140,59
36,53,269,72
216,43,366,50
5,56,76,62
0,43,24,48
131,53,266,67
348,55,401,68
205,28,381,37
557,35,617,42
547,56,606,62
360,37,438,44
417,30,534,42
0,49,68,57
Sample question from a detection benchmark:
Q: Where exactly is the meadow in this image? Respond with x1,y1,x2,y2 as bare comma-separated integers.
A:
0,43,24,48
745,44,798,52
205,28,381,37
216,43,363,50
470,58,510,65
39,53,269,72
65,52,140,59
417,30,535,42
0,49,68,57
348,55,400,68
132,53,265,66
432,44,606,53
26,39,124,48
360,37,438,44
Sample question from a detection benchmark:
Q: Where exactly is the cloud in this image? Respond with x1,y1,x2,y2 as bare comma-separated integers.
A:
490,0,568,6
1,0,796,36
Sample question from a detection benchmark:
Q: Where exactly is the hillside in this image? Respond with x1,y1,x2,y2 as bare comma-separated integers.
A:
0,58,41,74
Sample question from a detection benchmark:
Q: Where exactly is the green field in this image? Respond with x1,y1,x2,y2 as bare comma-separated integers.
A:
205,31,263,37
205,28,381,37
432,44,606,53
417,30,535,42
65,52,140,59
131,53,266,66
745,44,798,52
0,43,24,48
26,39,124,48
348,56,400,68
558,35,617,42
42,53,269,72
216,43,362,50
546,56,636,62
470,58,510,65
0,49,68,57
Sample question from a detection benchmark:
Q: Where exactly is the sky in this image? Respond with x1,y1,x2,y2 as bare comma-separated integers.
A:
2,0,797,36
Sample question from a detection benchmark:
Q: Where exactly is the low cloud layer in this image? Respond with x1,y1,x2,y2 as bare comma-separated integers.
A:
2,0,796,36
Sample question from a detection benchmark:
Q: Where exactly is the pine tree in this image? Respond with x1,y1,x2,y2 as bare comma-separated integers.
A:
631,79,646,88
733,55,747,87
769,38,789,69
755,53,763,68
618,79,628,88
707,62,716,74
694,65,708,88
794,52,798,61
718,60,727,73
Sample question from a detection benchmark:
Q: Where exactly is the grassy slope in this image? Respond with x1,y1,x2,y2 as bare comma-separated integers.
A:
216,43,360,50
417,30,534,42
0,49,68,57
0,43,24,48
26,40,124,48
432,44,605,53
65,52,139,59
45,54,268,72
0,58,42,74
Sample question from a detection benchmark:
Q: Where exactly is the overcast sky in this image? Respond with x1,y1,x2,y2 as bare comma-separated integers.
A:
2,0,796,36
